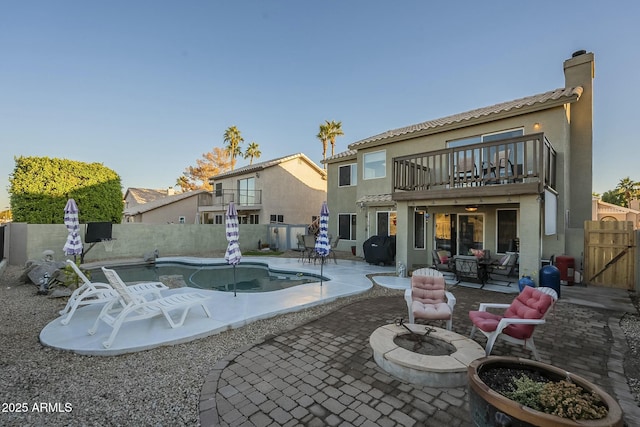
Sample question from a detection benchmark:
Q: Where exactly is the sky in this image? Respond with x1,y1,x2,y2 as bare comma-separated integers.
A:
2,0,639,210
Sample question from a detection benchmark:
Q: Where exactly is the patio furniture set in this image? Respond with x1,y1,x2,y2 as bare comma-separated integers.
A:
297,234,339,264
404,267,557,360
432,249,519,287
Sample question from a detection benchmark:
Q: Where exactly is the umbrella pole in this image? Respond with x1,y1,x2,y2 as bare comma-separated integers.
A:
233,265,237,297
320,257,323,286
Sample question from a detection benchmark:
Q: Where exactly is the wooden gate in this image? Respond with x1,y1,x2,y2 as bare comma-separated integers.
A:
584,221,636,289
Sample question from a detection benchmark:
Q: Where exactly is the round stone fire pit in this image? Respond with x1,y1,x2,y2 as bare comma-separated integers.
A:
369,323,485,387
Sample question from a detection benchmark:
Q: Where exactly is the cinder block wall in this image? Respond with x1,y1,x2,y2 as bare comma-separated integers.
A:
6,223,269,265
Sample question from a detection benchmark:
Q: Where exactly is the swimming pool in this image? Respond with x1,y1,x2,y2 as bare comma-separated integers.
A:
90,261,328,293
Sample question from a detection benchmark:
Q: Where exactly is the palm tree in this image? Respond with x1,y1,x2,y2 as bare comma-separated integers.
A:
325,120,344,156
316,122,330,169
244,142,261,165
615,177,640,207
223,125,244,170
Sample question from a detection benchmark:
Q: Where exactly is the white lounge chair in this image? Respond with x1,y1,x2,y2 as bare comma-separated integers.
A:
59,260,168,325
90,267,212,349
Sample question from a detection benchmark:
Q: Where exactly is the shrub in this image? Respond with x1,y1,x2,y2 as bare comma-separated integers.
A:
504,375,607,421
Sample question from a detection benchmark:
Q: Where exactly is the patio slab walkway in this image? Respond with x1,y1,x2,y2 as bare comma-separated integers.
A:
200,283,640,426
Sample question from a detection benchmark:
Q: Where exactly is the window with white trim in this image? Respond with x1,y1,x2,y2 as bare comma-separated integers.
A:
376,211,397,236
447,128,524,148
496,209,518,253
363,150,386,180
414,210,426,249
338,213,356,241
238,177,256,205
339,164,357,187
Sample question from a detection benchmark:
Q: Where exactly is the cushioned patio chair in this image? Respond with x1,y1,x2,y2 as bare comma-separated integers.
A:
468,286,557,360
487,251,519,283
58,259,168,325
404,268,456,330
89,267,212,349
432,249,453,273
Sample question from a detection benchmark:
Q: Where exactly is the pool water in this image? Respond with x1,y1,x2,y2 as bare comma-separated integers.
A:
89,261,326,293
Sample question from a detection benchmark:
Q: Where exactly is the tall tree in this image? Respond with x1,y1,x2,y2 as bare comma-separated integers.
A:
223,125,244,170
325,120,344,156
244,142,262,165
615,177,640,207
316,122,330,169
178,147,232,191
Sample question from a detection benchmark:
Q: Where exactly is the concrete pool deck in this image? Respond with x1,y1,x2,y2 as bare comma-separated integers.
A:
39,256,398,356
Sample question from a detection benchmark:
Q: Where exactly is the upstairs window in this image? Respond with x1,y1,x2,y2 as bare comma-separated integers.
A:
339,164,357,187
238,177,256,205
448,128,524,148
363,150,386,180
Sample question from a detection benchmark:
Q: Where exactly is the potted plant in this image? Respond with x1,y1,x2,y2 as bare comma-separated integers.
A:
468,356,623,426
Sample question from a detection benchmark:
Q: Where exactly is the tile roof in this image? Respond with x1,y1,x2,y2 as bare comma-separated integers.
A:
356,194,393,205
597,199,640,215
349,86,583,149
211,152,325,180
124,190,207,215
323,149,357,163
125,188,173,205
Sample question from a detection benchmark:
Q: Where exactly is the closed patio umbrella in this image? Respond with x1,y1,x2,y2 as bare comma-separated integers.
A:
314,201,330,286
224,202,242,297
63,198,83,261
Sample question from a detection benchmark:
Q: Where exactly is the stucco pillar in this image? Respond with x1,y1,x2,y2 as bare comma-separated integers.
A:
518,197,542,283
395,202,409,271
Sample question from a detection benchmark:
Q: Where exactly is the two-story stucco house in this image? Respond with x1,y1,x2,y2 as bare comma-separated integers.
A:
199,153,327,226
123,189,207,224
324,51,595,278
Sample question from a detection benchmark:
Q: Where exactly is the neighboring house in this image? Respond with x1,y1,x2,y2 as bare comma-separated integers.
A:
593,198,640,229
199,153,327,226
324,50,595,278
123,190,206,224
124,187,178,209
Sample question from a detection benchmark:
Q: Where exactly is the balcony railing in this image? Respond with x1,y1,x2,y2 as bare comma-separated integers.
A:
392,133,556,200
198,189,262,209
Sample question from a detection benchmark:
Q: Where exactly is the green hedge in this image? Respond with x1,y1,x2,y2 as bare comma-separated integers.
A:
9,156,123,224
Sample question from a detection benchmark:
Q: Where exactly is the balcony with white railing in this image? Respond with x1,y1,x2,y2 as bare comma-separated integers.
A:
392,133,556,201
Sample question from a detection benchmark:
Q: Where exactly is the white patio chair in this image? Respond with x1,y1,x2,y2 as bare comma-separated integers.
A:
469,286,557,360
404,268,456,330
89,267,212,349
59,259,168,325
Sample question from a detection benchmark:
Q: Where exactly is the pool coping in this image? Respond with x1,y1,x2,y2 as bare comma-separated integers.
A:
39,257,396,356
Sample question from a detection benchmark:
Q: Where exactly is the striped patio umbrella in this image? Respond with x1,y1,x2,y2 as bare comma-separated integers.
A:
62,198,83,260
314,201,330,285
224,202,242,296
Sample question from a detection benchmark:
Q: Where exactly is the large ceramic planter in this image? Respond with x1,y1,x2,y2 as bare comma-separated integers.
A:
468,356,623,427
